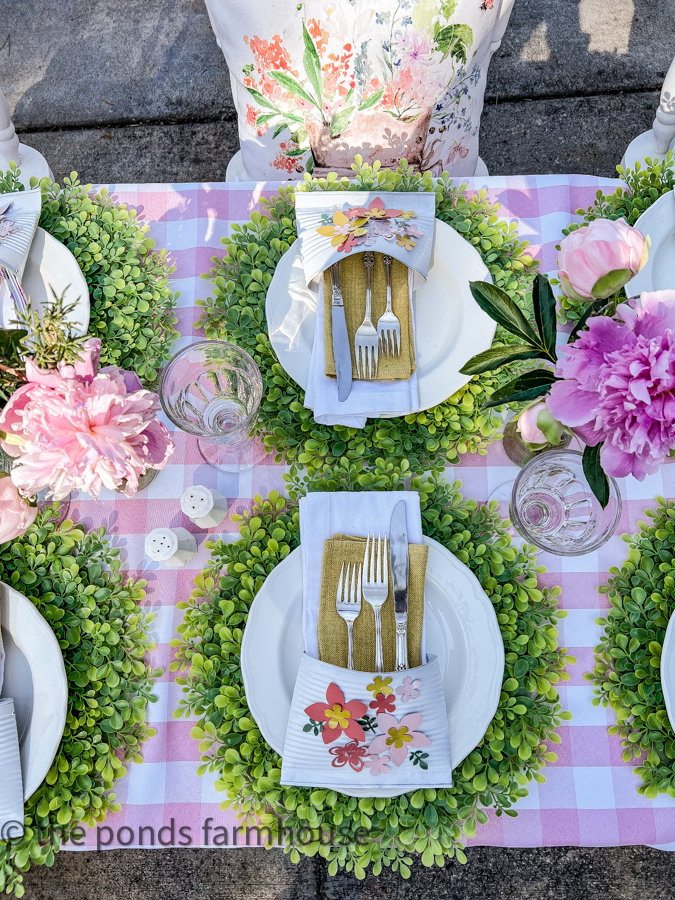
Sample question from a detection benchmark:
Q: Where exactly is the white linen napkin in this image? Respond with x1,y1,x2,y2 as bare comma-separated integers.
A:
303,269,419,427
281,654,452,792
0,699,24,839
299,490,425,662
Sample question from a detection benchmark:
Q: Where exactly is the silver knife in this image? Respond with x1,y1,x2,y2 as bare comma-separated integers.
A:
329,261,352,402
390,500,409,670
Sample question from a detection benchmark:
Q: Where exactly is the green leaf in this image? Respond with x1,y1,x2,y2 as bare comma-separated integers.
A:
568,298,609,345
582,442,610,508
460,344,541,376
330,106,355,138
591,268,632,299
358,87,385,112
532,274,557,358
269,71,320,110
244,85,281,113
302,21,323,106
433,23,473,63
482,369,556,410
469,281,541,348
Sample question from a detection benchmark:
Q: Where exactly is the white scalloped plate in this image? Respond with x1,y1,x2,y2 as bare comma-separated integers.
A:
241,537,504,797
0,582,68,799
626,189,675,295
265,219,494,414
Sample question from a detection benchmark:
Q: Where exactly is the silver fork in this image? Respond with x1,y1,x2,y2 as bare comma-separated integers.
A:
335,562,362,670
354,252,378,378
362,534,389,672
0,265,28,316
377,254,401,357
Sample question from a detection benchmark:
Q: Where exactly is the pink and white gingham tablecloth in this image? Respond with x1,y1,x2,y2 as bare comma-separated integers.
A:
61,175,675,853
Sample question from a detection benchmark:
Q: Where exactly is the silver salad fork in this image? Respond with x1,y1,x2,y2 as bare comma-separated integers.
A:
362,534,389,672
376,254,401,357
354,252,378,378
335,561,362,670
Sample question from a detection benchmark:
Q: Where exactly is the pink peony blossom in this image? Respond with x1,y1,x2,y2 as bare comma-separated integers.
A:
0,475,37,543
557,218,649,302
0,341,173,500
547,290,675,480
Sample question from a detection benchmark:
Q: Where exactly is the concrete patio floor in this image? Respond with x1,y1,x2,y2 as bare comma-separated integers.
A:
2,1,675,896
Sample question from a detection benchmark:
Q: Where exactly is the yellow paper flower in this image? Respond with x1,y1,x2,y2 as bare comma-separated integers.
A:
396,234,417,251
399,210,417,220
385,726,413,748
317,211,368,247
366,675,393,696
324,704,351,730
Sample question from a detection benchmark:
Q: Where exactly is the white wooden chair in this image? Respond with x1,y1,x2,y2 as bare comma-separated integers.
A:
622,55,675,170
0,84,52,187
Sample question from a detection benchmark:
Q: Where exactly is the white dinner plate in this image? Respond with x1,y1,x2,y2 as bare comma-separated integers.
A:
241,537,505,798
626,189,675,296
266,219,494,414
0,582,68,799
661,610,675,732
2,227,90,334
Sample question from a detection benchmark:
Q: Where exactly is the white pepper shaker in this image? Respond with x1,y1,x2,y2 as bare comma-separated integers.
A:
180,485,228,529
144,527,197,568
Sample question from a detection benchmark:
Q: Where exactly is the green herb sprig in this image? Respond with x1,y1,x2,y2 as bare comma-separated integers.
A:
590,496,675,798
0,507,161,897
173,465,571,878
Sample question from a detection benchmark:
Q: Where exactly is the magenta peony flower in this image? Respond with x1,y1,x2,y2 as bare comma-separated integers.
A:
547,290,675,480
557,218,649,302
0,341,174,500
0,475,37,543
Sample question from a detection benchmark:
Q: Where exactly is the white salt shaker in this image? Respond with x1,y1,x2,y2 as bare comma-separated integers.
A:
144,527,197,568
180,485,228,529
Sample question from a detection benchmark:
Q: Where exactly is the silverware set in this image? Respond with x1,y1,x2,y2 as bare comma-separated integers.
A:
331,253,404,400
0,264,28,317
334,502,409,672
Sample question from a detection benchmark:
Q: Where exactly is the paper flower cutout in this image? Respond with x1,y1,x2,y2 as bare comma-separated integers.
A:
304,683,367,745
403,223,424,239
347,197,402,221
396,234,417,251
395,677,421,703
367,712,431,766
329,741,368,771
367,676,393,696
399,210,417,220
316,211,367,249
369,692,396,714
363,754,390,776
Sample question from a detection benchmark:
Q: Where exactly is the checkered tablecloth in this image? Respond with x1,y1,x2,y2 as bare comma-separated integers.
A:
61,175,675,853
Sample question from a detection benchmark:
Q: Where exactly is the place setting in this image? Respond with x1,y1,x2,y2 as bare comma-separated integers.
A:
265,191,497,425
241,489,504,798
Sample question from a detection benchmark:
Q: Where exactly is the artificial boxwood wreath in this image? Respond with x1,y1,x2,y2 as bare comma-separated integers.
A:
173,461,571,877
589,496,675,800
0,507,160,897
1,164,179,388
199,158,538,474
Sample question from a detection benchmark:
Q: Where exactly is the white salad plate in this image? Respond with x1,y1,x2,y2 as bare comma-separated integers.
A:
266,219,494,414
241,537,505,798
661,610,675,732
0,582,68,799
626,189,675,296
2,227,90,334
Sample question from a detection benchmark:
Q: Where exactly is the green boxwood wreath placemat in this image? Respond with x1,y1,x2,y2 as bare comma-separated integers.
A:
199,158,539,474
0,507,161,897
174,460,572,878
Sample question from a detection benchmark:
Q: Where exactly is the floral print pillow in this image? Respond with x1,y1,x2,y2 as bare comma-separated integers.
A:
204,0,516,180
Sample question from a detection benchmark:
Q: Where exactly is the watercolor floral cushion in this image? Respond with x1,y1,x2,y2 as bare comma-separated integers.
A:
204,0,516,180
281,654,452,792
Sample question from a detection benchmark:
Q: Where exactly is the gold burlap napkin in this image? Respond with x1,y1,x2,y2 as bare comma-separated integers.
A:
318,534,428,672
323,253,415,381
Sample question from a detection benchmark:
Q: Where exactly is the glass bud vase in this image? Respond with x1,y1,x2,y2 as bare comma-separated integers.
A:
502,419,572,468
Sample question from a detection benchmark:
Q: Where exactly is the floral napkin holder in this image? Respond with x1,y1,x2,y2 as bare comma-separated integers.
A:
280,654,452,794
294,191,436,289
0,188,42,279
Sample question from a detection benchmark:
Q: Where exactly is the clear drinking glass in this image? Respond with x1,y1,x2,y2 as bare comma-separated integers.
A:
510,449,621,556
159,340,266,472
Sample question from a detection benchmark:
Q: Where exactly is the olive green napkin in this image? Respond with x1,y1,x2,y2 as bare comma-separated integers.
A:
323,253,415,381
318,534,427,672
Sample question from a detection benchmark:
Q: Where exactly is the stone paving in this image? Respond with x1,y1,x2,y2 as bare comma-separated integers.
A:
2,0,675,896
